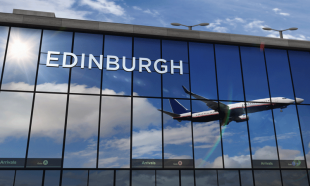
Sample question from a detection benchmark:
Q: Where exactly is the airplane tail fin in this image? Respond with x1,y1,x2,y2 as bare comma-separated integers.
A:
169,99,190,114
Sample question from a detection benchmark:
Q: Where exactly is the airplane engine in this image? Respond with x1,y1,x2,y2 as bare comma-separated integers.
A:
234,115,249,122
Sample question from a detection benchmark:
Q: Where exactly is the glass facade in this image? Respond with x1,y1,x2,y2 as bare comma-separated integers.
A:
0,25,309,185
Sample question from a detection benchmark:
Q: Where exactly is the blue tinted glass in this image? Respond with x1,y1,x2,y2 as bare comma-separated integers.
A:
254,170,281,186
62,170,88,186
0,170,15,186
133,71,161,97
0,26,9,82
15,170,43,186
102,70,131,96
0,92,33,163
39,53,64,65
181,170,194,186
2,27,41,91
63,95,99,168
297,105,310,167
218,170,239,186
240,170,254,186
115,170,130,186
240,46,269,101
192,100,223,168
162,40,188,62
41,30,72,53
215,44,244,101
104,35,132,58
189,42,217,100
74,32,103,55
288,50,310,104
89,170,114,186
132,170,155,186
99,96,131,168
44,170,60,186
265,48,294,99
134,37,160,60
282,170,308,186
195,170,217,186
70,66,101,94
156,170,179,186
163,73,190,98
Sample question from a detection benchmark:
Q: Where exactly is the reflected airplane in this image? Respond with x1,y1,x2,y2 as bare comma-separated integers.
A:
159,86,304,126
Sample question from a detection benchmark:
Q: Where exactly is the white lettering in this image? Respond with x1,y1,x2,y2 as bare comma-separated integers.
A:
154,59,167,74
171,60,183,75
81,53,85,69
89,54,103,69
63,52,78,68
107,55,119,71
46,51,60,67
123,56,135,72
139,58,151,73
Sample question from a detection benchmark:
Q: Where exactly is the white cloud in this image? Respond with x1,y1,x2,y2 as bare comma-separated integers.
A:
80,0,125,16
244,20,267,30
208,19,228,33
267,33,307,40
143,9,159,17
133,6,142,11
279,12,290,16
272,8,290,16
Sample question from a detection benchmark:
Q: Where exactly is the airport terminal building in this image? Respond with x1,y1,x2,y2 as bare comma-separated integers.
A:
1,9,310,186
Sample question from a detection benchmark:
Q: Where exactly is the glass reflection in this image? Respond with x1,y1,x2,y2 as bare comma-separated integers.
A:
281,170,309,186
115,170,130,186
162,40,188,62
134,37,160,60
62,170,88,186
189,42,217,100
133,71,161,97
99,96,131,168
192,100,223,168
297,105,310,167
218,170,239,186
89,170,114,186
132,98,162,168
132,170,155,186
240,170,254,186
289,50,310,104
2,27,41,91
70,66,101,94
104,35,132,58
0,92,33,161
163,99,193,168
181,170,194,186
27,94,67,165
41,30,72,53
221,101,251,168
15,170,43,186
74,32,103,55
215,44,244,101
0,26,9,82
44,170,60,186
102,70,131,96
195,170,217,186
254,170,281,186
63,95,99,168
0,170,15,186
156,170,179,186
240,46,269,101
163,73,190,98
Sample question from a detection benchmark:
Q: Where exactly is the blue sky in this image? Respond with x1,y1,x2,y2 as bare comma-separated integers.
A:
1,0,309,40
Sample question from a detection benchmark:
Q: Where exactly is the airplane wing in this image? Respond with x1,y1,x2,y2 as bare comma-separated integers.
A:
182,86,229,112
158,109,180,118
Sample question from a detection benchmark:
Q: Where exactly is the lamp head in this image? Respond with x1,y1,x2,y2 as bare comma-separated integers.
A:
171,23,182,26
198,23,209,26
263,27,273,31
288,27,298,30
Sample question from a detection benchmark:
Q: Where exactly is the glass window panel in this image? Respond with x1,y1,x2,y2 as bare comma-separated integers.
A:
240,170,254,186
192,100,223,168
297,105,310,167
218,170,239,186
265,48,294,99
0,26,9,82
221,101,251,168
163,73,190,98
288,50,310,104
240,46,269,101
254,170,281,186
181,170,194,186
0,170,15,186
247,107,279,168
156,170,179,186
115,170,130,186
41,30,72,53
273,104,305,168
44,170,60,186
102,70,131,96
163,99,193,168
99,96,131,168
215,44,244,101
134,37,160,60
195,170,217,186
189,42,217,100
282,170,308,186
27,94,67,168
162,40,188,62
15,170,43,186
2,27,41,91
133,71,161,97
74,32,103,55
0,92,33,167
61,170,88,186
132,98,162,168
104,35,132,58
63,95,99,168
70,66,101,94
132,170,155,186
89,170,114,186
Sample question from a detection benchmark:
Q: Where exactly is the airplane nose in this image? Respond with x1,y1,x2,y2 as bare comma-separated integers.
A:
296,98,304,103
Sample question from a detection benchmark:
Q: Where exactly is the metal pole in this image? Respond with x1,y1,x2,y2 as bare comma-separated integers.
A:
188,26,192,30
279,31,283,39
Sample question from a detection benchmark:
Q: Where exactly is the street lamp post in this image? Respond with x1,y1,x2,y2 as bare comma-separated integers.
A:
171,23,209,30
262,27,298,39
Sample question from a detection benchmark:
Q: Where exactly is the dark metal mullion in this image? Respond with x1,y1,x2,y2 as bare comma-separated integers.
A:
61,32,75,169
87,170,90,186
13,170,16,186
179,170,181,186
213,44,225,169
0,26,11,90
216,170,219,186
155,170,157,186
238,170,241,186
24,29,43,168
238,46,253,169
286,50,308,169
279,169,284,186
130,37,134,169
41,170,45,186
263,48,281,168
160,39,164,168
113,170,116,186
